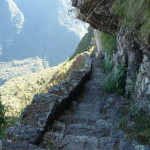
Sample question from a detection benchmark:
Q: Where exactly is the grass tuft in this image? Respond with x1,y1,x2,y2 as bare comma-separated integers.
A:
120,105,150,144
103,60,113,74
114,0,150,43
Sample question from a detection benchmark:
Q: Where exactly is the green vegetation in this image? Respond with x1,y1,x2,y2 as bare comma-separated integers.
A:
0,57,49,85
120,105,150,144
99,32,117,56
0,94,6,138
103,59,113,74
70,27,94,59
0,93,18,139
104,65,126,95
99,31,125,95
114,0,150,43
0,116,18,139
48,142,56,150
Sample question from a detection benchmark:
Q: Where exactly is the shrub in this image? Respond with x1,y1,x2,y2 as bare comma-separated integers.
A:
103,59,113,74
120,107,150,144
104,65,126,95
99,32,117,56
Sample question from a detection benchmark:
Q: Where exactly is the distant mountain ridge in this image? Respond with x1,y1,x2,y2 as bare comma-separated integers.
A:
0,0,85,66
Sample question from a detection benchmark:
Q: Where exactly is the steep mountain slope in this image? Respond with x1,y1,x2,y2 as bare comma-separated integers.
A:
0,57,49,85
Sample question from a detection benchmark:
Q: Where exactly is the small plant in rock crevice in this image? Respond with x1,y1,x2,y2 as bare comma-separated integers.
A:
103,59,113,74
119,103,150,145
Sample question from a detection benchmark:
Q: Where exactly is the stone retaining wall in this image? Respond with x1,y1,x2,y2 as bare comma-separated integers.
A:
0,54,92,150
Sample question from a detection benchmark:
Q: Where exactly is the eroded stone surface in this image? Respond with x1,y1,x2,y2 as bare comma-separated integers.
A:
20,100,58,128
6,124,44,143
0,140,46,150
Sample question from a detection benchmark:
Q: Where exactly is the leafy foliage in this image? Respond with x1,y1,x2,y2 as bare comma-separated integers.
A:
0,94,6,129
70,27,94,59
99,32,117,56
114,0,150,43
104,65,126,95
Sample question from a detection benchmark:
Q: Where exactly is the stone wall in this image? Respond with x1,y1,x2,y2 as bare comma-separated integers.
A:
0,54,92,150
114,26,143,97
114,26,150,116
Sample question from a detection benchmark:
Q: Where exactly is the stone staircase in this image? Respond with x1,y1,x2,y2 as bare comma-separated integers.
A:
40,59,150,150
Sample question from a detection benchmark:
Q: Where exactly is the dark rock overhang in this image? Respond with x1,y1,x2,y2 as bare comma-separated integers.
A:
71,0,119,36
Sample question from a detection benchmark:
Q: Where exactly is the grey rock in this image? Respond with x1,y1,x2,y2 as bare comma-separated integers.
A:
0,140,46,150
6,124,44,143
20,100,58,128
32,93,60,103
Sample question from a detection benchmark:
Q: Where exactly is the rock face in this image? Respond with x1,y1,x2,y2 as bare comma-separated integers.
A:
72,0,150,116
72,0,118,36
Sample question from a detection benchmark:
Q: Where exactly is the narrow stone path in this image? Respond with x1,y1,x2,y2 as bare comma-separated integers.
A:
40,58,149,150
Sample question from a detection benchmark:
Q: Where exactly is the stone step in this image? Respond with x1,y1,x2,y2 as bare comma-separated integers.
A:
75,96,102,104
85,81,102,86
61,112,102,122
77,103,101,110
48,133,141,150
58,135,99,150
63,105,100,115
73,110,101,118
60,115,99,125
58,135,128,150
65,124,111,138
81,90,103,96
